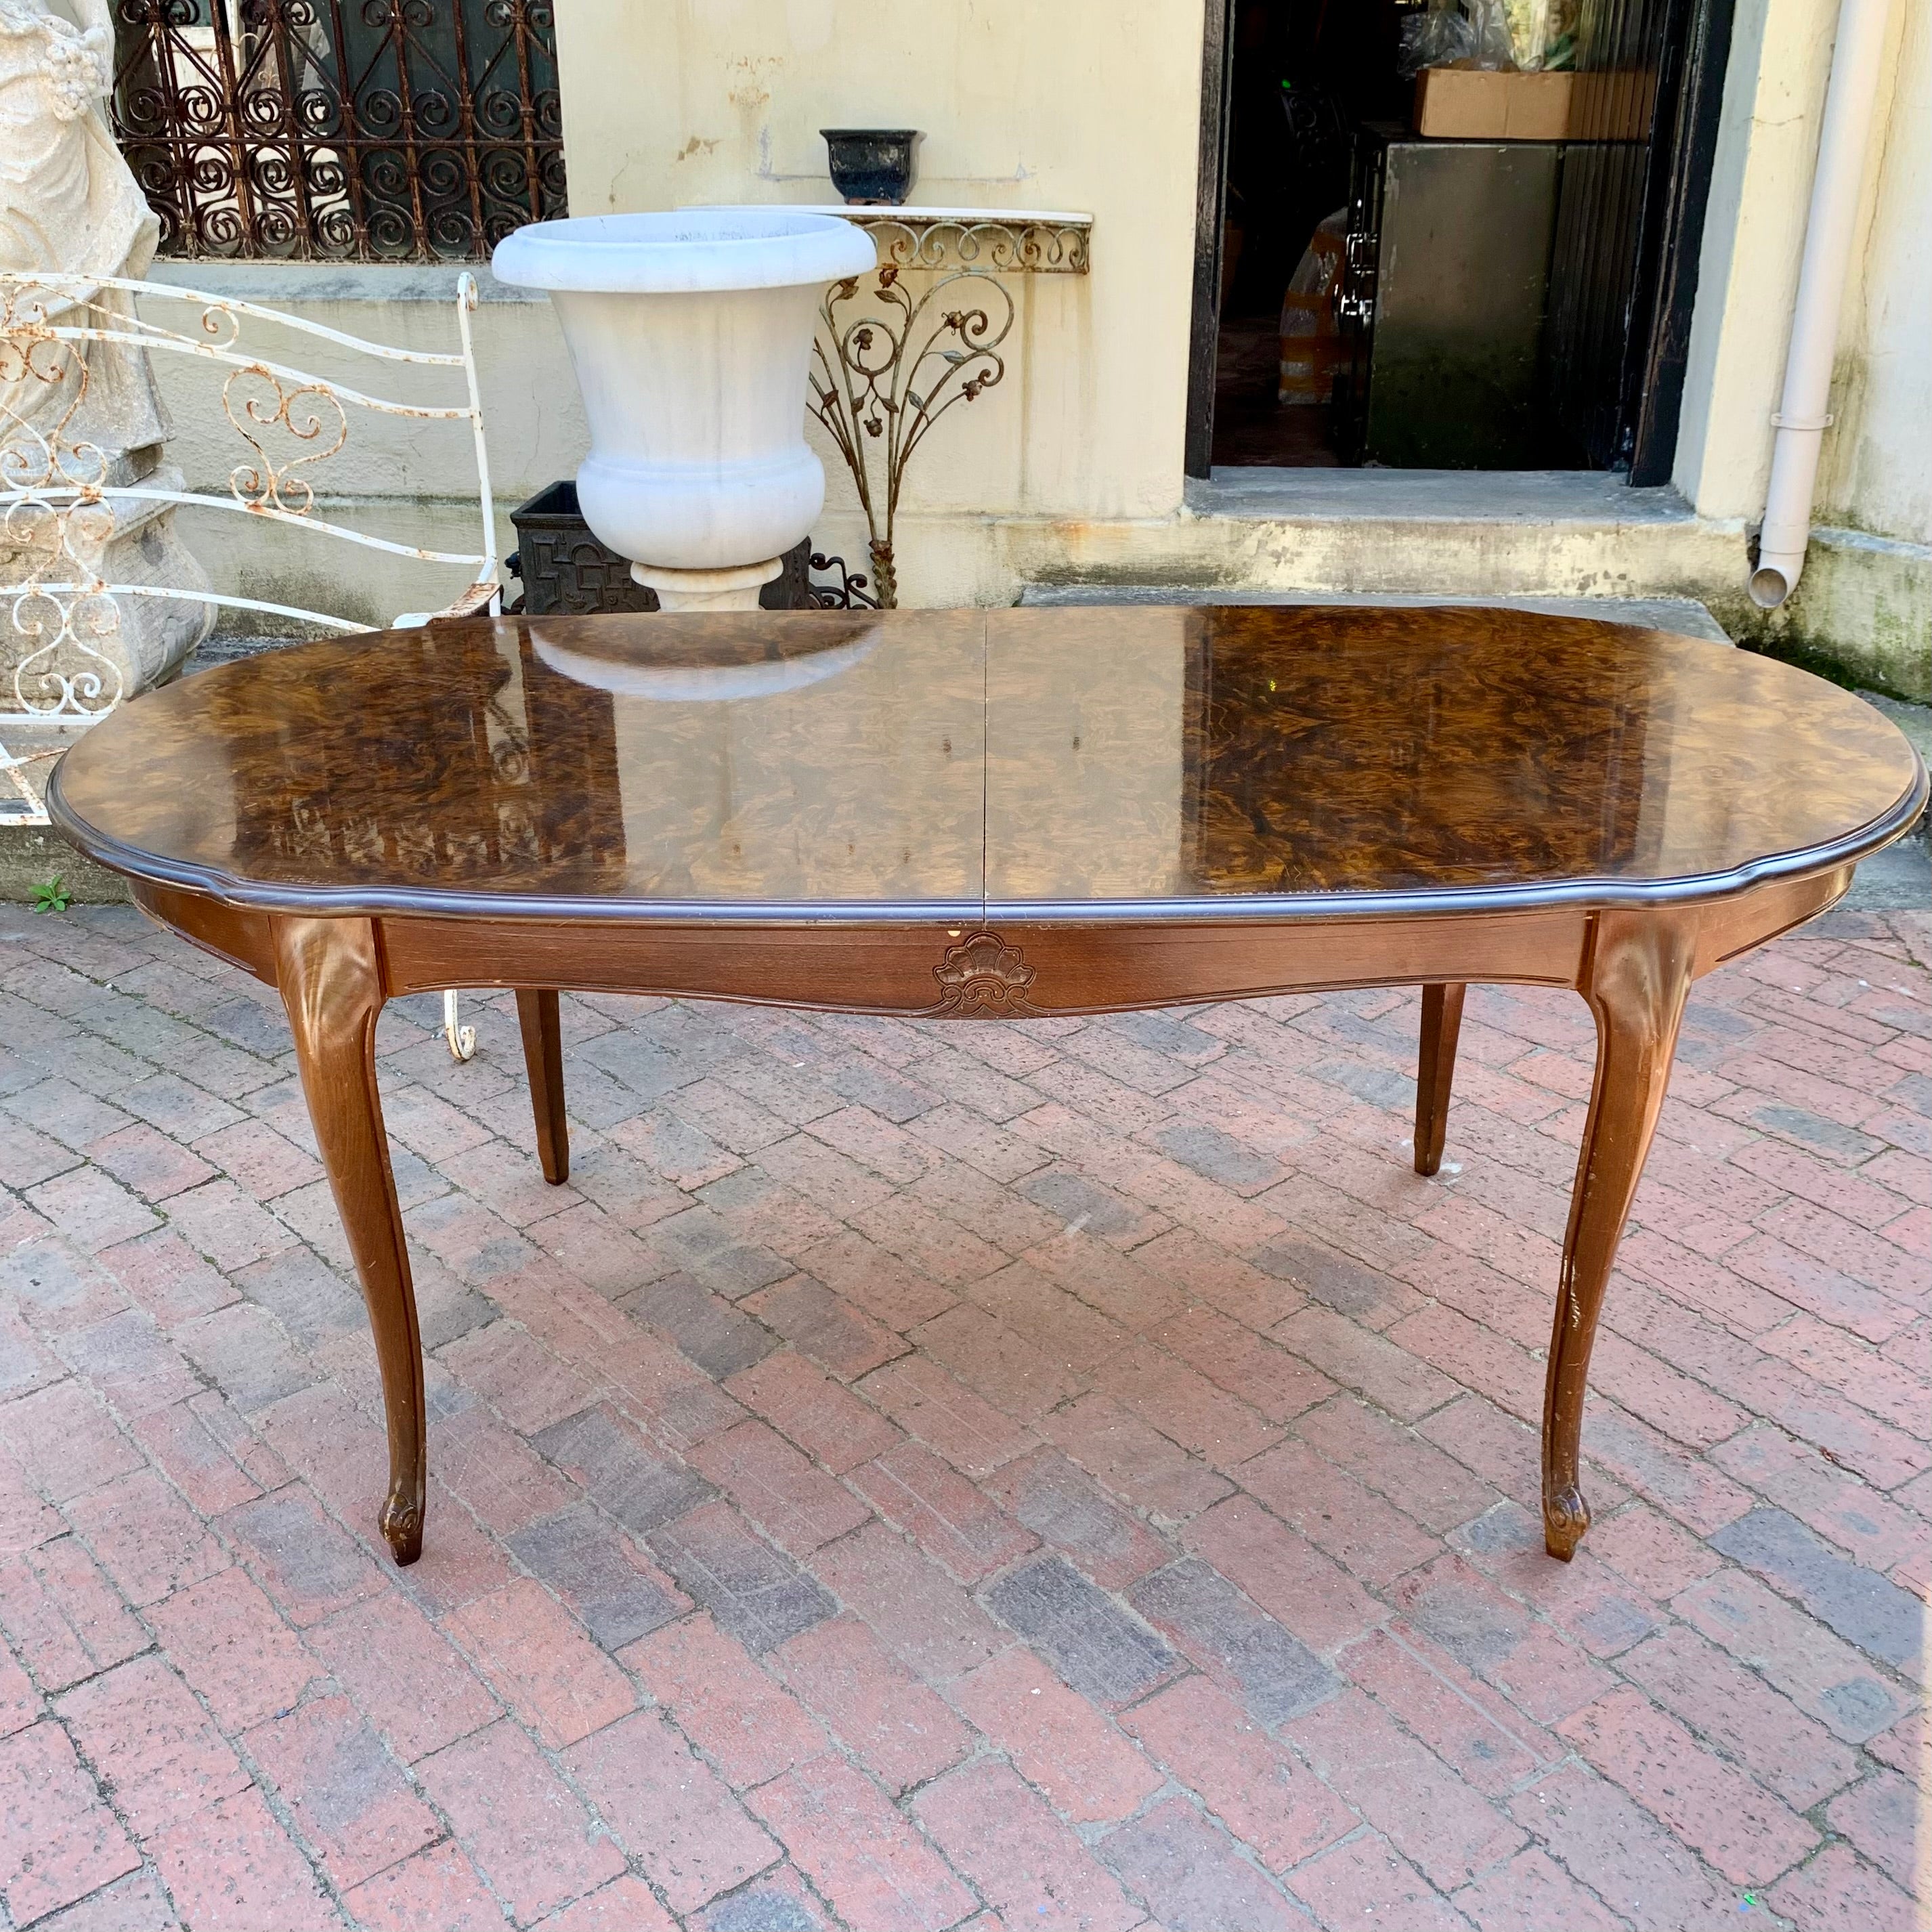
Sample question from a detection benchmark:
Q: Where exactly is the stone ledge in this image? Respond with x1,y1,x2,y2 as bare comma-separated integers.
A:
0,821,129,903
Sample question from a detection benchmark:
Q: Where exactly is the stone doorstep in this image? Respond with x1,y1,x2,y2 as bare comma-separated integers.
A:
1016,583,1736,643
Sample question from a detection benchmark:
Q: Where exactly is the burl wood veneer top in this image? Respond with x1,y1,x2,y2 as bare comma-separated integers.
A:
49,605,1926,922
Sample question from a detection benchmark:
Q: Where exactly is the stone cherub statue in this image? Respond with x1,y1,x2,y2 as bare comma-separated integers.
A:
0,0,171,475
0,0,209,710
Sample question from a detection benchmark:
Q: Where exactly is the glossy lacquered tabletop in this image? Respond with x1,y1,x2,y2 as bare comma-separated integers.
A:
48,605,1927,921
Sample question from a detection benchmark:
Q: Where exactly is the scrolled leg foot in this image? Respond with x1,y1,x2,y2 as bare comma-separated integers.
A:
1542,1481,1591,1561
381,1486,425,1566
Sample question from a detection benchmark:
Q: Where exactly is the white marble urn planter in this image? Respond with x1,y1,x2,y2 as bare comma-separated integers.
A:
493,209,876,611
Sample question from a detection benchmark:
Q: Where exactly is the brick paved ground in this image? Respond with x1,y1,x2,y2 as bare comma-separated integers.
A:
0,901,1924,1932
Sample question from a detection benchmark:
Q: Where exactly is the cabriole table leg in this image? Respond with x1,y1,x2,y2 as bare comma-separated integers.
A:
1414,983,1467,1177
516,989,570,1185
272,916,428,1565
1542,911,1694,1560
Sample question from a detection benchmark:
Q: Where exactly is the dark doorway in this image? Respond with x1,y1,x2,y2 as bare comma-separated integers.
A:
1184,0,1736,479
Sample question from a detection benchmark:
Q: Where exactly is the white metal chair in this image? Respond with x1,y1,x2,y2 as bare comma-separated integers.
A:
0,267,500,1059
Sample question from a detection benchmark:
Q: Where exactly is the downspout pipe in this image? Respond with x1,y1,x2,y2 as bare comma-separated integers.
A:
1748,0,1893,608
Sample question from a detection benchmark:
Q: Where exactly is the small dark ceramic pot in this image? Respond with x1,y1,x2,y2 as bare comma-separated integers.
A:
821,129,922,206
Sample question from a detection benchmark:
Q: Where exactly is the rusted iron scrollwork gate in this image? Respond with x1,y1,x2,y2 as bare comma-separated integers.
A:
109,0,565,261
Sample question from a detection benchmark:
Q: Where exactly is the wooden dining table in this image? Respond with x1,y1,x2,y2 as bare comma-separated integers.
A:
47,604,1926,1568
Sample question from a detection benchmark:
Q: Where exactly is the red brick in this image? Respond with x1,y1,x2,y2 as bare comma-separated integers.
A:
858,1354,1034,1476
1581,1403,1755,1538
538,1872,681,1932
0,1537,150,1691
1239,1439,1440,1583
1038,1392,1231,1522
949,1644,1161,1824
1507,1761,1730,1932
1122,1673,1353,1869
25,1169,160,1255
1559,1683,1818,1885
1293,1395,1497,1533
849,1441,1035,1583
1674,1567,1908,1742
439,1321,599,1434
1275,1304,1461,1421
913,1757,1138,1931
1450,1845,1627,1932
689,1419,872,1555
809,1522,1012,1681
244,1692,439,1889
1337,1627,1553,1797
129,1399,270,1517
565,1708,779,1910
192,1118,322,1201
1391,1554,1613,1727
1586,1499,1724,1601
99,1228,237,1328
1182,1495,1379,1652
0,1380,144,1501
683,1865,829,1932
1864,1705,1926,1786
1767,1843,1920,1932
62,1468,225,1608
341,1843,507,1932
1759,1314,1926,1436
0,1631,37,1737
724,1350,902,1472
0,1721,139,1926
27,1866,179,1931
146,1567,320,1734
443,1576,632,1749
1825,1770,1916,1893
1096,1795,1304,1930
1123,1310,1321,1425
795,1229,956,1331
1619,1623,1857,1811
305,1587,498,1762
58,1654,247,1838
87,1123,217,1203
622,1612,825,1786
1132,1224,1309,1332
980,1446,1172,1589
748,1753,978,1932
220,1485,385,1628
909,1302,1081,1421
1289,1687,1524,1888
775,1613,970,1793
1732,1137,1908,1230
429,1401,578,1535
1283,1832,1472,1932
744,1277,905,1381
149,1786,337,1931
1092,1338,1283,1469
416,1719,625,1922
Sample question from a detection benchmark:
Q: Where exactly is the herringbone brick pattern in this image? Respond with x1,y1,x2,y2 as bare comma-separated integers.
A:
0,903,1924,1931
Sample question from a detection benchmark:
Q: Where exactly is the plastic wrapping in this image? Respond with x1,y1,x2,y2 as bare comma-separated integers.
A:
1398,0,1570,75
1278,210,1348,406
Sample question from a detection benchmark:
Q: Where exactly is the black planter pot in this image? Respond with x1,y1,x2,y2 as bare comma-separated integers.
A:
507,481,812,614
821,128,922,207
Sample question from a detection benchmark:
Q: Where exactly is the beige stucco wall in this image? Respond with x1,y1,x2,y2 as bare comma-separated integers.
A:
1662,0,1929,691
551,0,1206,531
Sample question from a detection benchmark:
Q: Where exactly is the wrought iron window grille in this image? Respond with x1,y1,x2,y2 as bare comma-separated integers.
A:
108,0,566,262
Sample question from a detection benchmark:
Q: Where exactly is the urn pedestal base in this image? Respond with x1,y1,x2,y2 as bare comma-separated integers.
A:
630,558,783,613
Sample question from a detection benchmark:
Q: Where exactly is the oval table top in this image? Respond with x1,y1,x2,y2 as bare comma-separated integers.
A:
49,605,1927,924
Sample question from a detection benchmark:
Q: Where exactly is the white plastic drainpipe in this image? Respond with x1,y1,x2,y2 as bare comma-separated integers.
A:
1748,0,1894,609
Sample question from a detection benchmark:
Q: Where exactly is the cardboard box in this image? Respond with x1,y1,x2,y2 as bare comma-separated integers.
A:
1413,65,1655,140
1414,66,1574,139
